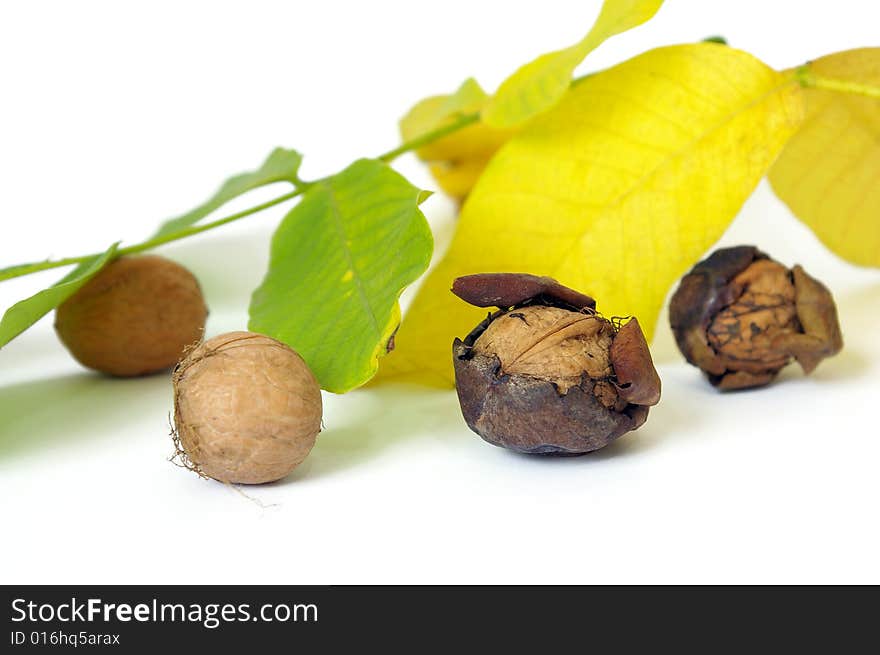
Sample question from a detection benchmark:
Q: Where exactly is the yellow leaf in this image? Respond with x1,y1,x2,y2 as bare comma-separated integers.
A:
482,0,665,128
400,78,515,201
378,43,806,387
400,78,487,155
768,48,880,267
427,157,494,200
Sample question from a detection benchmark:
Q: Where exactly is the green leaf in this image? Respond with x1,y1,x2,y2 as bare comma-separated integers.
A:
152,147,303,238
248,159,433,393
0,243,120,348
483,0,665,127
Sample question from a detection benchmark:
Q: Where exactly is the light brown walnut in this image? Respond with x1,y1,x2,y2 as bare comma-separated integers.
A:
172,331,322,485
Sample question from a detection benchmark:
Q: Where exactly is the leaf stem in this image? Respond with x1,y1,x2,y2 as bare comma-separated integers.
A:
1,188,303,281
0,258,87,282
377,111,480,163
120,189,303,255
0,35,785,285
3,112,484,282
0,114,482,288
795,65,880,99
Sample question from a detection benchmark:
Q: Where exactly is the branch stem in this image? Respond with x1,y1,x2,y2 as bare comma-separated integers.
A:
13,45,877,285
1,189,303,281
377,111,480,163
795,65,880,99
2,110,483,282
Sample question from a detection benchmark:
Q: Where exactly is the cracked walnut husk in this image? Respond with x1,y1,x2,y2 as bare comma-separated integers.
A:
451,273,661,455
669,246,843,390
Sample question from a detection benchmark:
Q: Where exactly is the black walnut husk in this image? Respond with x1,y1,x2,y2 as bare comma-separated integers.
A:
452,273,661,455
669,246,843,390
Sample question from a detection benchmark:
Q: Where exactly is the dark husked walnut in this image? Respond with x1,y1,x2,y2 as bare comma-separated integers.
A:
669,246,843,390
451,273,661,455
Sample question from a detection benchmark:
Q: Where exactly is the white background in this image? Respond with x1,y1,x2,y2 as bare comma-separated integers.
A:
1,1,878,584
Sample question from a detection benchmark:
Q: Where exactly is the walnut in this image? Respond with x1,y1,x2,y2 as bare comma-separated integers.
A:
452,273,660,455
669,246,843,389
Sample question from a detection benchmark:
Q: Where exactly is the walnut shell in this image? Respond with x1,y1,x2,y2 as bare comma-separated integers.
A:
54,255,208,376
172,331,322,484
452,273,660,455
453,272,596,311
669,246,843,389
